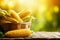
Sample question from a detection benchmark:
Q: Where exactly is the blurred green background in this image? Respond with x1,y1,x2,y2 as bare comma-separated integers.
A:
0,0,60,32
30,0,60,32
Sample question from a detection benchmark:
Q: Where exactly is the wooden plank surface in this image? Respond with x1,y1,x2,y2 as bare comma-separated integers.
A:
32,32,60,38
0,32,60,39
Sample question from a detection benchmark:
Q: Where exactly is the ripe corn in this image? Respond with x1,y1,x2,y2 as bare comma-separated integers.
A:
8,10,23,22
0,20,11,23
19,10,31,19
5,29,32,38
4,16,19,23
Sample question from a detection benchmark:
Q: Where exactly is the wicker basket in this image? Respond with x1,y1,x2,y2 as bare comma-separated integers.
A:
0,22,31,33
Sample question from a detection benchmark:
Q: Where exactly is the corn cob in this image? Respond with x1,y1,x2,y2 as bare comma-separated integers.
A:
5,29,32,38
8,10,23,22
0,9,5,16
0,20,11,23
19,10,31,19
4,16,19,23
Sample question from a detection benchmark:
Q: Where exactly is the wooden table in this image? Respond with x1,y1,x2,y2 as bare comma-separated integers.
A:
0,32,60,40
32,32,60,38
